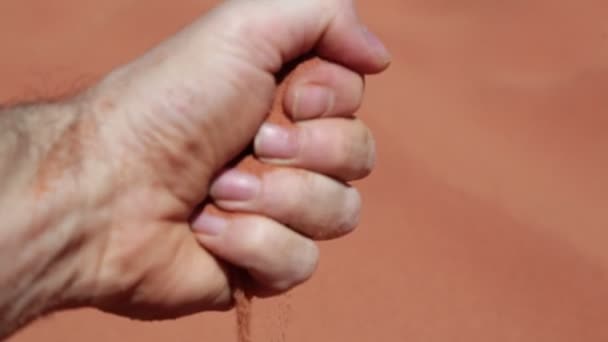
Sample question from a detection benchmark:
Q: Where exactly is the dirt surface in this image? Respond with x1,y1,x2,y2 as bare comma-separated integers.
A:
4,0,608,341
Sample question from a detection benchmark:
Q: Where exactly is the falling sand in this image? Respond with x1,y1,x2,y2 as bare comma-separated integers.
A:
233,274,253,342
227,58,322,342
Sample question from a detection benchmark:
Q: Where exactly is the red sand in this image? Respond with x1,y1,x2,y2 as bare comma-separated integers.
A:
204,58,321,342
5,0,608,341
228,58,321,342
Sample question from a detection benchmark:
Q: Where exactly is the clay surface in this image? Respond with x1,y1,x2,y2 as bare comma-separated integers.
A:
4,0,608,341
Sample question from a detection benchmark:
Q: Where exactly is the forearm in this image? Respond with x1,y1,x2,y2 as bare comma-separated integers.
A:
0,101,96,338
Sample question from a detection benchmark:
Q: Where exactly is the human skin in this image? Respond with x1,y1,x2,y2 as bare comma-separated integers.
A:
0,0,390,339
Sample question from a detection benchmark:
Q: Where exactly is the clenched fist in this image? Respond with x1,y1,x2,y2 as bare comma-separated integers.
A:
0,0,390,337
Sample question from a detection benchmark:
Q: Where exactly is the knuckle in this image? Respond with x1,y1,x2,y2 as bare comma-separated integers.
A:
350,74,366,113
293,240,320,285
332,120,375,180
300,240,320,279
331,129,356,173
360,127,376,178
334,67,365,115
337,187,362,235
272,240,320,292
311,185,362,240
266,169,312,224
235,218,271,262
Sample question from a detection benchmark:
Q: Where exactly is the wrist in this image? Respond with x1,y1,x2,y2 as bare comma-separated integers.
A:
0,98,108,337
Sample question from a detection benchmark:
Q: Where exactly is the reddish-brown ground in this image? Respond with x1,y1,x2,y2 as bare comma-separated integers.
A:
4,0,608,341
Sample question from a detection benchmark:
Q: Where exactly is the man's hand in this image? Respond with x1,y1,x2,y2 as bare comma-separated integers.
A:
0,0,389,336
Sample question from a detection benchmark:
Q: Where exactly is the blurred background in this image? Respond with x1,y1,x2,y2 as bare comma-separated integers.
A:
3,0,608,341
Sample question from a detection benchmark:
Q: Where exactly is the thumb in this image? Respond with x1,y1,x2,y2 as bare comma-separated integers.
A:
206,0,391,75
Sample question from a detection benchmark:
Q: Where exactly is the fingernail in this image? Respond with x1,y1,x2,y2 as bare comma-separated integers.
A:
192,213,227,236
361,26,391,63
293,85,334,120
254,123,299,159
211,170,260,202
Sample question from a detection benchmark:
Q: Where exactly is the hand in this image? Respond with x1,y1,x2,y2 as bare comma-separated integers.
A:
195,58,377,296
1,0,390,328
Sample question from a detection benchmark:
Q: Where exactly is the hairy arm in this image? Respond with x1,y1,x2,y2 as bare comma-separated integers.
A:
0,101,98,338
0,0,390,337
